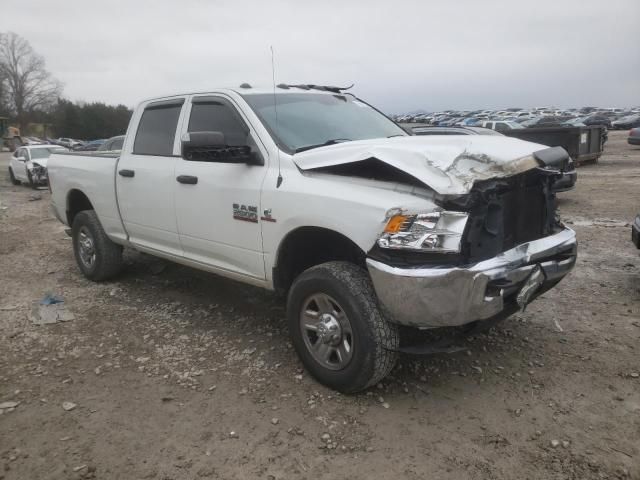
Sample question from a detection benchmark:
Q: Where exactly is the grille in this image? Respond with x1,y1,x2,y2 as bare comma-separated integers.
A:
463,171,556,262
501,182,547,250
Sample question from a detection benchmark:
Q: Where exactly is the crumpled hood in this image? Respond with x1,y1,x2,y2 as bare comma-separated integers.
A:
293,136,549,195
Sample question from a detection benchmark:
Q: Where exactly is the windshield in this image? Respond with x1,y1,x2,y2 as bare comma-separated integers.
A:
30,148,53,160
241,93,406,153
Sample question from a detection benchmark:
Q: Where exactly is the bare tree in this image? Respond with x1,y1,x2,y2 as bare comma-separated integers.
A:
0,32,62,128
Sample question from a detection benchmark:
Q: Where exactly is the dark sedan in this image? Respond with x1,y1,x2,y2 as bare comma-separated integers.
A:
612,114,640,130
583,115,612,128
412,126,577,192
74,139,106,151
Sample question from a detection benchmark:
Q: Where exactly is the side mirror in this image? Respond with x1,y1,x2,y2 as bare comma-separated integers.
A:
180,131,261,165
16,156,26,162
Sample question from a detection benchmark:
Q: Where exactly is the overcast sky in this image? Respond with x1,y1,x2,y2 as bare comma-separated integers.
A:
2,0,639,113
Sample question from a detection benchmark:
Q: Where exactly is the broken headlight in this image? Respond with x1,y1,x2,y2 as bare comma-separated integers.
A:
377,211,468,253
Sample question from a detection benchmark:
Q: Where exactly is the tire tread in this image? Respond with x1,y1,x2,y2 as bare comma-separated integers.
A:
288,261,399,392
72,210,123,281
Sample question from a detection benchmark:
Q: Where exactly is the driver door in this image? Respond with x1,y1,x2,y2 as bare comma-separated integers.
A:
174,95,268,280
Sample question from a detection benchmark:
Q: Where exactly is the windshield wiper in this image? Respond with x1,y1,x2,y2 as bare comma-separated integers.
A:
294,138,352,153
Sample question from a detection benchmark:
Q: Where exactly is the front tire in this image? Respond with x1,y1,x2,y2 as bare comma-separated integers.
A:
72,210,123,281
287,261,399,393
8,168,20,185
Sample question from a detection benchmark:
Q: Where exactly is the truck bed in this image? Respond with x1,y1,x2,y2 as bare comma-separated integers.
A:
47,151,128,243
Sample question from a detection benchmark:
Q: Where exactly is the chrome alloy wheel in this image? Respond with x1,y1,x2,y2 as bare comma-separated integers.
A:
77,226,96,268
300,293,354,370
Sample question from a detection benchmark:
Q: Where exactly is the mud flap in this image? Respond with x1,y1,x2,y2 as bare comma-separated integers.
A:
516,264,545,311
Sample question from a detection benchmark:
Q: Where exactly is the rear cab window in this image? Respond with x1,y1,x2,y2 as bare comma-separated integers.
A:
133,98,185,156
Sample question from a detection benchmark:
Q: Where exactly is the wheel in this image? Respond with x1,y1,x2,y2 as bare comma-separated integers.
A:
287,261,399,393
8,168,20,185
71,210,123,281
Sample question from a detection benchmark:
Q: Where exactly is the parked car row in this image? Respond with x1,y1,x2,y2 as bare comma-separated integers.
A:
7,135,125,189
57,136,125,151
393,106,640,131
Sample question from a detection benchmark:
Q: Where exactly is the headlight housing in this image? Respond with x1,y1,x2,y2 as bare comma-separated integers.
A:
377,210,468,253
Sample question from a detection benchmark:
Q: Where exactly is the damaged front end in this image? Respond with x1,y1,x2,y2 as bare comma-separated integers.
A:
365,147,577,329
294,137,577,329
27,162,48,186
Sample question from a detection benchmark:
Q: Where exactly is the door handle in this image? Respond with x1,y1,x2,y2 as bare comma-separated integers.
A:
176,175,198,185
118,169,135,177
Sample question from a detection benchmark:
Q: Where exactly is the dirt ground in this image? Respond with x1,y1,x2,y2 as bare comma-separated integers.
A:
1,131,639,480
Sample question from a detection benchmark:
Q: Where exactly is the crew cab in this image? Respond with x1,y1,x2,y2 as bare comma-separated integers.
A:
48,85,577,392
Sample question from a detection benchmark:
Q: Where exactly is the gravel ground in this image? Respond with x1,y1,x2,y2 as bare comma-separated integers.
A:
1,131,639,480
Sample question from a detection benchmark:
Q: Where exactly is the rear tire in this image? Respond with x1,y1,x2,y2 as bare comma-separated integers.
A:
72,210,123,281
287,261,399,393
8,168,20,185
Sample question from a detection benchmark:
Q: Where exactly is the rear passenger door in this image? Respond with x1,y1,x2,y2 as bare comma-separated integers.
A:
173,95,268,280
116,98,185,256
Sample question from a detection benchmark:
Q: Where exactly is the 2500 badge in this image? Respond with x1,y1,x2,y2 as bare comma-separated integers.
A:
232,203,258,223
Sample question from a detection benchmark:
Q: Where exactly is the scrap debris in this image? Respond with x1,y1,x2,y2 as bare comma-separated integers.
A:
29,294,75,325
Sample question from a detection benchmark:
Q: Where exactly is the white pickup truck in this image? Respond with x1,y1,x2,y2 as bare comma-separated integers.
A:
48,85,577,392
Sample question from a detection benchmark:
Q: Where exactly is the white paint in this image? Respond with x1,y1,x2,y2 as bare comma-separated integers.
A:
293,135,546,195
48,89,550,291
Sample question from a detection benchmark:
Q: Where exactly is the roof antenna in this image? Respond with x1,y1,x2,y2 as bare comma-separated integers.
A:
271,46,283,189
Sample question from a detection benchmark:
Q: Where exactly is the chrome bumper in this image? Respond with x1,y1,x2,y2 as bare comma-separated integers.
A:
367,228,577,328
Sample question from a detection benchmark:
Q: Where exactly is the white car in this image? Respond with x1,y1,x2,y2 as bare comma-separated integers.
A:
56,138,82,148
47,85,577,392
480,120,525,132
8,144,68,188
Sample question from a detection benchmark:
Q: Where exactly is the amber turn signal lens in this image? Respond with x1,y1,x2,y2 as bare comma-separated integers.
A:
384,215,408,233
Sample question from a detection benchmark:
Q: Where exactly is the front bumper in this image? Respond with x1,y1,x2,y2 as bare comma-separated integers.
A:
367,228,577,328
552,169,577,192
632,215,640,249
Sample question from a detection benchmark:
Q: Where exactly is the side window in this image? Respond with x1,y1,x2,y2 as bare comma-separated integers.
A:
112,137,124,150
495,122,508,132
133,99,184,156
188,98,248,146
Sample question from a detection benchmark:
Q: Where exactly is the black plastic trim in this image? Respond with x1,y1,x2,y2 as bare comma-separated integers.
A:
146,98,185,110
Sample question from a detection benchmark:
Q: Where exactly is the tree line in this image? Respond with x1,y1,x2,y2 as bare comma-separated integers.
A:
0,32,131,139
